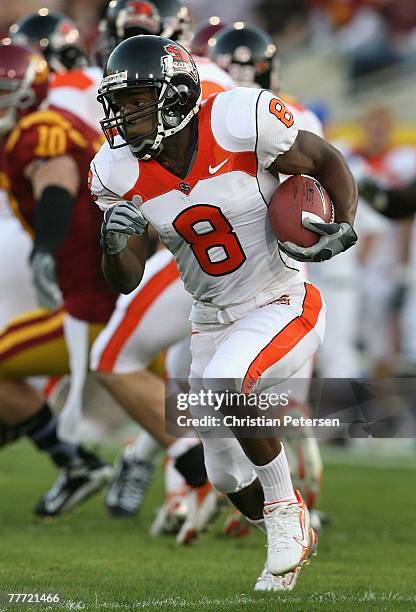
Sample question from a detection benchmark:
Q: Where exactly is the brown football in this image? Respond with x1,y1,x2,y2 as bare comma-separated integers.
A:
268,175,334,247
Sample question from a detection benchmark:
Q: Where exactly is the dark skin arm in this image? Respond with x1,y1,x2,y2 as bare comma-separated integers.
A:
271,129,358,225
102,231,148,294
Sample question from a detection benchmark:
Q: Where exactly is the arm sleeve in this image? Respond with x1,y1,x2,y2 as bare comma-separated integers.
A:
88,159,123,212
255,90,299,170
33,185,74,253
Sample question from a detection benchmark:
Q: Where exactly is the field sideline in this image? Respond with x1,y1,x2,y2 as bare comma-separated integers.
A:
1,441,415,611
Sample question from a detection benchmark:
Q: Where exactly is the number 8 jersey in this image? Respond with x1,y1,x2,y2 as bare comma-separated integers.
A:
90,87,302,313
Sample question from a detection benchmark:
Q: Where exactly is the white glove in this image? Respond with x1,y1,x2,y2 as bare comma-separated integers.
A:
279,219,357,263
100,195,148,255
30,249,63,310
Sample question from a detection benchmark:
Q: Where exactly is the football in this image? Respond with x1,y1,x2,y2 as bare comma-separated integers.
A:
268,175,335,247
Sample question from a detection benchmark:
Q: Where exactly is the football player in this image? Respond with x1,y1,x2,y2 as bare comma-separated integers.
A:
341,107,416,376
9,9,104,157
89,35,358,587
0,42,115,514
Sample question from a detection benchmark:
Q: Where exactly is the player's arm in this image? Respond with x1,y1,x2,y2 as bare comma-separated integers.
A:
89,155,149,293
270,130,358,262
271,129,358,225
100,197,149,294
26,155,80,308
102,233,148,294
359,177,416,219
27,155,80,250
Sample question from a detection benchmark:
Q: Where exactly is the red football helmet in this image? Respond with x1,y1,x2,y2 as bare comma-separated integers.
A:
190,16,227,58
0,43,49,136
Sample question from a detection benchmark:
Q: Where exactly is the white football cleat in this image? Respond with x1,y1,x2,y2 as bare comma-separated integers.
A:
150,487,189,537
264,489,317,576
254,563,300,592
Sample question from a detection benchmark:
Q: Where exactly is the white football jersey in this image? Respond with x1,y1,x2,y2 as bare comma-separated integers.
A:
90,87,301,311
48,66,103,133
193,55,236,99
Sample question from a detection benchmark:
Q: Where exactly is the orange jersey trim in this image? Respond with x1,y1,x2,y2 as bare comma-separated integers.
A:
50,69,94,91
242,284,323,394
124,95,257,202
201,80,226,100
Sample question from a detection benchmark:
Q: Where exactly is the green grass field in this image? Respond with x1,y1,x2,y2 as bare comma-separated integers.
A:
1,442,415,612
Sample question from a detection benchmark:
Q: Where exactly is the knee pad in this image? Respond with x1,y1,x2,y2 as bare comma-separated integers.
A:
200,435,256,494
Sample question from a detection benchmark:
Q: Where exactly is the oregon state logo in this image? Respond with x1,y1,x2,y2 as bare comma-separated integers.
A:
162,43,198,82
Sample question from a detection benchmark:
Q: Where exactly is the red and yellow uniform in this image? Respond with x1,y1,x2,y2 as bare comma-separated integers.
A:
0,105,117,378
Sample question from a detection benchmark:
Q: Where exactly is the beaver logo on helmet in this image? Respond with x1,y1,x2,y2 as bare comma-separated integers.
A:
163,42,198,82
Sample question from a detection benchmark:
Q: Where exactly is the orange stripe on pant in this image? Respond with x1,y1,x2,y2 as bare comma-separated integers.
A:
242,283,323,394
98,259,180,372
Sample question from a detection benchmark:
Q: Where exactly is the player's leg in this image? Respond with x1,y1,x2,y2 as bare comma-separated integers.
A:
91,251,190,445
150,337,202,537
90,251,194,515
0,309,111,515
0,215,38,329
198,282,325,576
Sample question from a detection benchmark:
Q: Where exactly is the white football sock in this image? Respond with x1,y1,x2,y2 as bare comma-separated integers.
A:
164,458,186,494
251,444,296,504
133,430,162,462
164,435,201,494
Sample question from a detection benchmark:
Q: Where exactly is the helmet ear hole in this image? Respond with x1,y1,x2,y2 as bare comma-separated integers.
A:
176,84,190,105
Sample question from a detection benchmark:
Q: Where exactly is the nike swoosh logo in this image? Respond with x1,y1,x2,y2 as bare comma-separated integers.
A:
293,505,310,549
209,159,229,174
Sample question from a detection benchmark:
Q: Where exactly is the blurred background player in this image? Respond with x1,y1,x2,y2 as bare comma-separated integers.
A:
9,9,104,138
0,42,114,514
1,9,204,521
190,15,227,58
339,106,416,379
97,0,235,93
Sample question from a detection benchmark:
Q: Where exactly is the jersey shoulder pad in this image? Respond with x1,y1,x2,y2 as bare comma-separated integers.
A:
89,139,139,210
211,87,261,152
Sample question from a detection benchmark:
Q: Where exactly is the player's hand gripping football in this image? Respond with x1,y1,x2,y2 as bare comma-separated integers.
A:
100,195,148,256
279,220,357,263
30,249,63,310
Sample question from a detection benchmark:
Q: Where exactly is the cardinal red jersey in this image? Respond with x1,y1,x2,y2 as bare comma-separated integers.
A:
4,106,117,323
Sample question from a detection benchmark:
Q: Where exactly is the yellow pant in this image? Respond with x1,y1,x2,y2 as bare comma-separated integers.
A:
0,308,166,379
0,309,103,379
